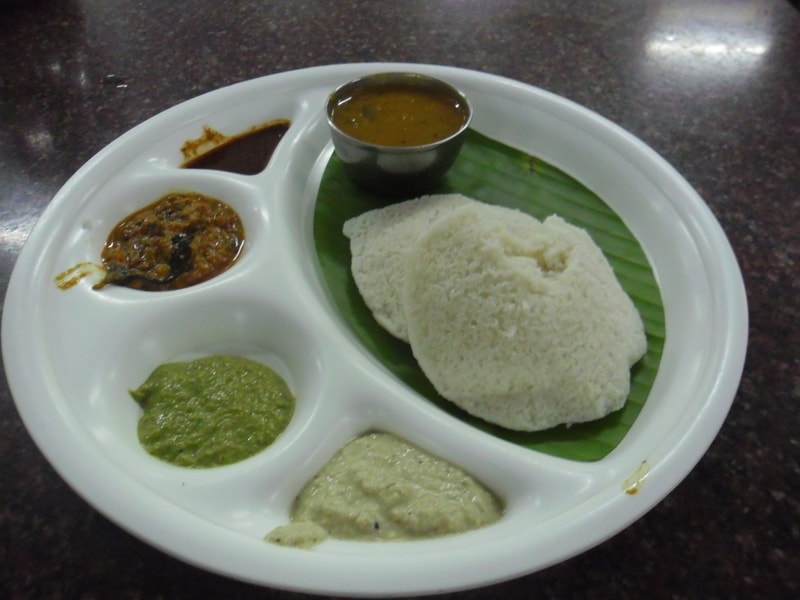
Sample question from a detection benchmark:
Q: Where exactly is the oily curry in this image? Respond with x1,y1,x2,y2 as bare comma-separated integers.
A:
97,191,244,291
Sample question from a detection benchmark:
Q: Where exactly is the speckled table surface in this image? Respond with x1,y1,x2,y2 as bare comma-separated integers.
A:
1,1,798,598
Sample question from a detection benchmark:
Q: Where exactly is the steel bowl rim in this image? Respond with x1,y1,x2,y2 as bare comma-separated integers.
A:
325,71,473,152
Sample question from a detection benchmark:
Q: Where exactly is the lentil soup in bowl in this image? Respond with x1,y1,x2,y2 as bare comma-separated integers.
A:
326,72,472,194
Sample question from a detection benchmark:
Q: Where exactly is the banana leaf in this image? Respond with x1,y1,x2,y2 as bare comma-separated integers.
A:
313,129,664,461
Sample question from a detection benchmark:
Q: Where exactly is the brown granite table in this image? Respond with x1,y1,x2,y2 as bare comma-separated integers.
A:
1,1,798,598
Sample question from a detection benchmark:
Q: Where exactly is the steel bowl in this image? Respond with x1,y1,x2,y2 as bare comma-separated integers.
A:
326,72,472,195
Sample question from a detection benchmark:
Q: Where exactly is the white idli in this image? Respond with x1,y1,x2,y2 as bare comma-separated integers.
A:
402,203,647,431
343,194,477,341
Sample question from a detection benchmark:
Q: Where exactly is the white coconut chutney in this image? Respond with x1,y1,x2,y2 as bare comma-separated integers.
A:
266,432,502,547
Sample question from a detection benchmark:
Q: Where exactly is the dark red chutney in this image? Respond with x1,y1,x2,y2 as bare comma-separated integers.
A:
181,120,290,175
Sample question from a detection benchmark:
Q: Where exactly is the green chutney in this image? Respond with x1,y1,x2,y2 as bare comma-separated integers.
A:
131,355,295,468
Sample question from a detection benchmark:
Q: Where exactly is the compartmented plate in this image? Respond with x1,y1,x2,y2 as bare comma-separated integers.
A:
1,63,747,596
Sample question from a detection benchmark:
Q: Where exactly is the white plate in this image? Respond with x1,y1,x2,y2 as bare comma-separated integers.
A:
1,63,747,596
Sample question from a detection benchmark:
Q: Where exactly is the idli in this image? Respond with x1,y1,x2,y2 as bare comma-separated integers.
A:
402,203,647,431
343,194,476,341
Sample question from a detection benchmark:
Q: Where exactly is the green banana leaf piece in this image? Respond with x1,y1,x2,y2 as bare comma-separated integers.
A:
314,129,664,461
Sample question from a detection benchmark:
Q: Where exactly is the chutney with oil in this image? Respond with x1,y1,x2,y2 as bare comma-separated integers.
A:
98,191,244,291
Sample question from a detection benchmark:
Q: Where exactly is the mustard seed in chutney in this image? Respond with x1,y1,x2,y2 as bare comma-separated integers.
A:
97,191,244,291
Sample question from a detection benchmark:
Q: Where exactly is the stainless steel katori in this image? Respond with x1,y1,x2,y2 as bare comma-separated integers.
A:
326,72,472,195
